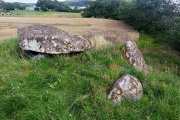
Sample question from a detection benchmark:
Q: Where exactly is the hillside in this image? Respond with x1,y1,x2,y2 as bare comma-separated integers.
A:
0,34,179,119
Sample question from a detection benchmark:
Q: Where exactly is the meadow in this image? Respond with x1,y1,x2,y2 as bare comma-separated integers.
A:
2,10,81,18
0,10,179,119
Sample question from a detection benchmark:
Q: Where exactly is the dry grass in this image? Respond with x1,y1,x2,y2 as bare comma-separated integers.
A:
91,36,112,50
0,17,139,43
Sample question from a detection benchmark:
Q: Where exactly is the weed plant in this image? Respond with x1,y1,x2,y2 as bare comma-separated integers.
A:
0,37,179,119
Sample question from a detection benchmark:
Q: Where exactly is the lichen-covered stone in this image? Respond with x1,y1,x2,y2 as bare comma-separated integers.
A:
122,41,148,74
17,24,93,54
107,74,143,104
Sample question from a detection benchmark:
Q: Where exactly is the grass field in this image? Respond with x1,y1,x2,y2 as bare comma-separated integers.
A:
2,10,81,18
0,34,179,119
0,10,179,119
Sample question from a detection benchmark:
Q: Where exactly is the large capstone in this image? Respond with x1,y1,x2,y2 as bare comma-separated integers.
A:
107,74,143,104
17,24,93,54
122,41,148,74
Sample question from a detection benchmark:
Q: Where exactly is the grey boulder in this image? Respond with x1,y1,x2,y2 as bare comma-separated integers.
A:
17,24,93,54
122,41,148,74
107,74,143,104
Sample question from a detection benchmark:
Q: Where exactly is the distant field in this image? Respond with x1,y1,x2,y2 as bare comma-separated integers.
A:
1,10,81,18
25,7,35,11
0,17,139,43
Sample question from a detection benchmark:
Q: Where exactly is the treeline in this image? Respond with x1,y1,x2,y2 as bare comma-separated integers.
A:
0,0,25,10
84,0,180,51
36,0,71,12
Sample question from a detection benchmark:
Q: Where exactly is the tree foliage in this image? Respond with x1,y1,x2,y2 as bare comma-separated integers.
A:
40,4,48,11
84,0,121,19
0,0,25,10
84,0,180,51
36,0,71,12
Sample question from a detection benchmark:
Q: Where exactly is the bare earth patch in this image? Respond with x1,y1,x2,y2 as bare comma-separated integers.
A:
0,17,139,43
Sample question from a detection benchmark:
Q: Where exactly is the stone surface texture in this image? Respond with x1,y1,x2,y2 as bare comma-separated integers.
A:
107,74,143,104
122,41,148,74
17,24,93,54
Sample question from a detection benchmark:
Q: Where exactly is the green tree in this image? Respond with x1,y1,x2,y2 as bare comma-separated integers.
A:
0,0,5,9
125,0,179,33
4,2,15,10
84,0,121,19
120,0,180,51
41,4,48,11
36,0,71,12
13,2,25,10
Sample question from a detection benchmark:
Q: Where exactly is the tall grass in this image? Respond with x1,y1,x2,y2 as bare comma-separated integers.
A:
138,34,180,76
0,37,179,119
